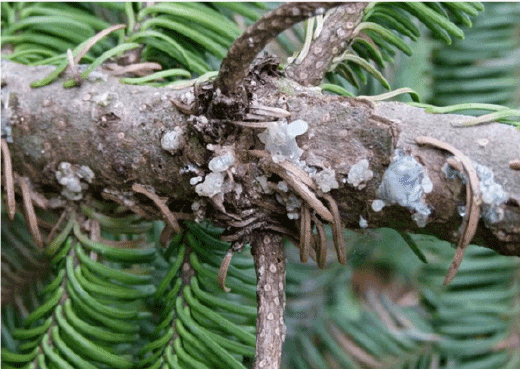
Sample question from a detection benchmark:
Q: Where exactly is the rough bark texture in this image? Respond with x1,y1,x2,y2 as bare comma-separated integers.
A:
214,2,343,96
378,102,520,256
210,2,345,120
2,60,520,257
251,232,286,369
285,2,368,86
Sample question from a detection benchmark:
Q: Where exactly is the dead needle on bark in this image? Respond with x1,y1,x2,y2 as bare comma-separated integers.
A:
227,120,278,129
74,24,127,65
249,104,291,119
415,136,481,285
218,248,234,292
323,193,347,264
67,48,81,85
106,62,162,76
46,209,68,244
132,183,181,234
299,204,311,263
19,176,43,249
312,213,328,268
1,139,16,220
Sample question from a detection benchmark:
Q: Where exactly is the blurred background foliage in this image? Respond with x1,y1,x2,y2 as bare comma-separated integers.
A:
2,2,520,369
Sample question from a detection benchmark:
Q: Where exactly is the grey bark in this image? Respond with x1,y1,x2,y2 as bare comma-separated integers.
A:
251,232,286,369
285,3,367,86
2,60,519,256
2,62,520,255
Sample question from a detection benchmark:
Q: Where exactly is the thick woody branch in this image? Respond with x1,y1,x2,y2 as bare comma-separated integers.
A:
251,232,286,369
2,61,519,256
214,2,343,96
285,3,368,86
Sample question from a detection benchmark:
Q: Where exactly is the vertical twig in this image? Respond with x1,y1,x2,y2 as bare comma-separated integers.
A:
251,232,286,369
285,3,368,86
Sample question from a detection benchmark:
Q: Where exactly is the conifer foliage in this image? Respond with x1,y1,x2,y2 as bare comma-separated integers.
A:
2,2,519,369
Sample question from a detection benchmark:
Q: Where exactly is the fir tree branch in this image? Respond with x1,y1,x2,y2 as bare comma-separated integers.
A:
2,61,520,256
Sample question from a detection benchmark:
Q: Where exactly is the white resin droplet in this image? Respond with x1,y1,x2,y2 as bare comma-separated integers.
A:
371,199,386,212
208,154,235,172
286,119,309,138
258,119,308,163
